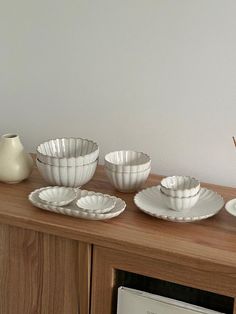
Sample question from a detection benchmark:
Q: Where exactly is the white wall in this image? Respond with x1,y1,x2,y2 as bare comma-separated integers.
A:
1,0,236,186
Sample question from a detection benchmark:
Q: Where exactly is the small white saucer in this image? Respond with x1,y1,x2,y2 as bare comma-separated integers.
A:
134,186,224,222
76,193,115,213
225,199,236,217
39,186,77,206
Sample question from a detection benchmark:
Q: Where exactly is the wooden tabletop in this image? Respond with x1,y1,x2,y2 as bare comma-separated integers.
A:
0,164,236,271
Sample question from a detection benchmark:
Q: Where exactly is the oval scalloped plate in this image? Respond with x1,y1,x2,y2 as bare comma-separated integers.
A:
134,186,224,222
29,187,126,220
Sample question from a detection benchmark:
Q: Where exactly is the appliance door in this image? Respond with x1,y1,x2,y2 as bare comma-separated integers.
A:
117,287,224,314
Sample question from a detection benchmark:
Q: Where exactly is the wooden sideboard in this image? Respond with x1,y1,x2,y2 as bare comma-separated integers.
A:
0,165,236,313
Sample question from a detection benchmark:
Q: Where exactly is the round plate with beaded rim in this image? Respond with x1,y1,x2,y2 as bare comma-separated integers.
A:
225,199,236,217
134,186,224,222
29,187,126,220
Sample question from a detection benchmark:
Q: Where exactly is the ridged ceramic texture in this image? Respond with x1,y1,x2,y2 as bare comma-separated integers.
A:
134,186,224,222
160,176,200,197
37,138,99,166
105,150,151,172
39,186,77,206
29,188,126,220
160,190,200,211
36,158,98,187
76,193,115,213
105,167,150,193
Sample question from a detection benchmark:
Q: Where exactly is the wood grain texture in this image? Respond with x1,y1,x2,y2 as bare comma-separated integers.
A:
91,246,114,314
78,242,92,314
91,246,236,314
0,163,236,273
0,224,91,314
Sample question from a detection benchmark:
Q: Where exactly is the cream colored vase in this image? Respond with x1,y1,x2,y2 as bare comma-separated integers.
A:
0,134,33,183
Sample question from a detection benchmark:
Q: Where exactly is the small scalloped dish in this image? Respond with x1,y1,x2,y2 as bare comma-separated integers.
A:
76,193,116,213
39,186,77,206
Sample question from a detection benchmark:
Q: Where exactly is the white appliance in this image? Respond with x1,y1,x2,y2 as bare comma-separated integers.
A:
117,287,224,314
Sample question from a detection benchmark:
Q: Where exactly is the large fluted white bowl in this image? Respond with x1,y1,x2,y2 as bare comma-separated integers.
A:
36,158,98,187
105,150,151,172
105,167,150,193
37,137,99,166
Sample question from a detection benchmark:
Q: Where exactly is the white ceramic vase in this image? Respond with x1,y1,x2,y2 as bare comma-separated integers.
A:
0,134,33,183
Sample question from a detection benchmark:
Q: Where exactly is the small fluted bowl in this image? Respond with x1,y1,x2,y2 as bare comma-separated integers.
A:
37,137,99,166
76,193,115,213
160,176,200,198
39,186,77,206
105,167,151,193
160,189,200,211
36,158,98,187
105,150,151,172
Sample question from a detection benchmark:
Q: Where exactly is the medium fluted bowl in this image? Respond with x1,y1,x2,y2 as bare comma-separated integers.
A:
37,137,99,166
36,158,98,187
105,166,151,193
105,150,151,172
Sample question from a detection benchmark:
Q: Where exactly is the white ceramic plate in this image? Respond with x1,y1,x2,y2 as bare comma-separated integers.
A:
76,193,115,213
39,186,77,206
29,188,126,220
134,186,224,222
225,199,236,217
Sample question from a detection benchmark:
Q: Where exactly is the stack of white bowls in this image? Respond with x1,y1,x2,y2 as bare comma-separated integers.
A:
36,138,99,187
104,150,151,192
160,176,200,211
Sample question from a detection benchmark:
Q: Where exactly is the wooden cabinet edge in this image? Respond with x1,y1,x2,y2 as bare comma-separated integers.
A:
0,214,235,278
0,224,92,314
78,242,92,314
91,245,236,314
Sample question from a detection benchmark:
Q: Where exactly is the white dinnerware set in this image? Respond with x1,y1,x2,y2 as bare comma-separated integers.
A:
134,175,224,222
30,136,226,222
36,138,151,193
29,186,126,220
